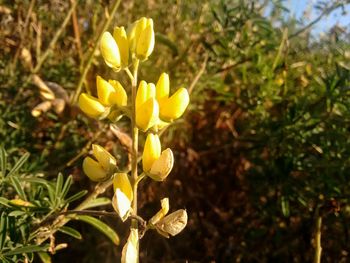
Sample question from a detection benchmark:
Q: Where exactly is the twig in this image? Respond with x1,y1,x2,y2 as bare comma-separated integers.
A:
314,215,322,263
188,53,208,95
71,0,122,104
288,2,347,39
70,0,83,60
33,0,78,74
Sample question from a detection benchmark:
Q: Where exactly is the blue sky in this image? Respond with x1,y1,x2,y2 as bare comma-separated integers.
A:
288,0,350,35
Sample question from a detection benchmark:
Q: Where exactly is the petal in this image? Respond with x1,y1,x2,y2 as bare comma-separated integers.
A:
92,144,116,172
136,98,159,131
112,189,132,221
149,148,174,181
96,75,115,106
121,228,139,263
78,93,106,118
82,157,108,182
142,133,161,172
156,72,170,100
135,80,148,108
108,80,128,107
159,87,189,121
113,173,133,202
113,26,129,68
100,32,121,70
128,17,147,53
149,198,170,225
136,19,155,60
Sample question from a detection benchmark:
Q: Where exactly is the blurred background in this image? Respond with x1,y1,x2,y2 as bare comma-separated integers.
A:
1,0,350,262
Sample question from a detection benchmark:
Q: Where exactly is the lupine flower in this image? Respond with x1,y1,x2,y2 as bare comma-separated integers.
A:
82,144,116,182
135,80,159,131
96,76,127,107
155,209,188,238
142,133,174,181
156,72,190,122
112,173,133,221
78,93,106,119
128,17,155,61
100,32,121,70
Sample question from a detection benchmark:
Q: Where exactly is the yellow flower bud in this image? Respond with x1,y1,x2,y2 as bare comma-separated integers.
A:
128,17,154,60
83,145,116,182
142,133,161,172
113,26,129,68
136,81,159,131
96,76,127,107
121,228,139,263
100,32,121,71
82,157,108,182
112,173,133,221
149,198,169,225
156,72,170,100
78,93,106,119
155,73,190,121
92,144,116,173
149,148,174,181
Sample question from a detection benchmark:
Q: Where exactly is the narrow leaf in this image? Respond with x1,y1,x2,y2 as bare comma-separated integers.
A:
7,152,30,177
79,197,111,210
0,147,6,177
75,215,119,245
37,252,52,263
3,244,50,256
0,212,7,250
58,226,82,240
60,175,73,200
9,176,27,201
64,190,88,204
55,173,64,199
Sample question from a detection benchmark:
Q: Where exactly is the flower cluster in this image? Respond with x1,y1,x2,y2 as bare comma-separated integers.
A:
77,17,189,262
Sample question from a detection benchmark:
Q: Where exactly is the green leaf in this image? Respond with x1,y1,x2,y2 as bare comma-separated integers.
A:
58,226,82,240
37,252,52,263
74,215,119,245
0,147,6,177
7,152,30,177
8,211,26,217
60,175,73,200
9,176,27,201
55,173,64,199
79,197,111,210
0,197,10,207
3,244,50,256
64,190,88,204
0,212,7,250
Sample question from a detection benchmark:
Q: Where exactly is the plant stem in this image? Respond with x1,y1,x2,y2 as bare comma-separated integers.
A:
314,215,322,263
131,59,139,219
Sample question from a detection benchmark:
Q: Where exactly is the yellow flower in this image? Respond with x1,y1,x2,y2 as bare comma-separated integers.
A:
156,72,190,122
149,148,174,181
121,228,139,263
82,144,116,182
100,27,129,71
100,32,121,70
142,133,174,181
96,76,127,107
112,173,133,221
142,133,161,172
136,80,159,131
128,17,155,61
78,93,106,119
